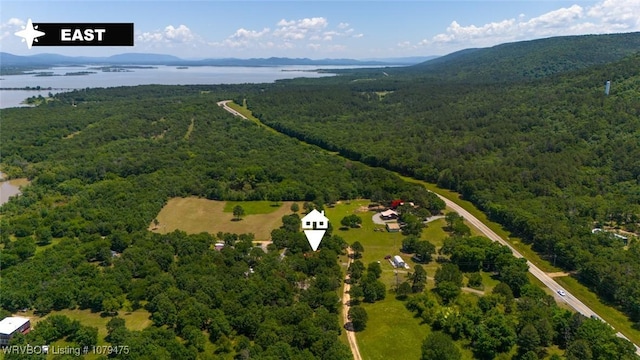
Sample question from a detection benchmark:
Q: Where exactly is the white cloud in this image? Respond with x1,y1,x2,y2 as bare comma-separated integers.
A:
521,5,584,30
210,16,364,55
7,18,25,27
164,25,194,42
0,18,25,40
399,0,640,52
231,27,270,40
277,19,295,27
138,24,196,44
433,18,518,44
273,17,328,40
588,0,640,30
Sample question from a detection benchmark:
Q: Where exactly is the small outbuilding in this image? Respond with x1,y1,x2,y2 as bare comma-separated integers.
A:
393,255,406,268
386,222,401,232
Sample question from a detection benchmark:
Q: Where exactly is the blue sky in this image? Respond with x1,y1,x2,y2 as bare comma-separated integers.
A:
1,0,638,59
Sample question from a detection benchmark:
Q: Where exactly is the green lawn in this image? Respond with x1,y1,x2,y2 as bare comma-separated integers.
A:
554,275,640,346
356,297,428,360
326,200,404,266
463,271,500,293
52,308,152,341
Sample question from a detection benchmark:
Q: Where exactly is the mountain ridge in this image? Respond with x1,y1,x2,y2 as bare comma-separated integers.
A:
402,31,640,82
0,52,426,67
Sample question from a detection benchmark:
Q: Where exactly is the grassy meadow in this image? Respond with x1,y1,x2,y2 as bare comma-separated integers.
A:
150,198,294,240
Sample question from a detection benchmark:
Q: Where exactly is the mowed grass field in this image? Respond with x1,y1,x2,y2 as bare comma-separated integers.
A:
20,308,151,340
150,197,294,240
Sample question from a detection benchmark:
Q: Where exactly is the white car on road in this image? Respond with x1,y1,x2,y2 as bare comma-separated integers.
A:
557,290,566,296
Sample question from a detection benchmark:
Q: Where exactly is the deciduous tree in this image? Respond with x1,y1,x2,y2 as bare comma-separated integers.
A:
421,331,462,360
348,306,368,331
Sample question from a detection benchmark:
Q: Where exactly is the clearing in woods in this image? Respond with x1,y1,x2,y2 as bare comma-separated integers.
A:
150,197,294,240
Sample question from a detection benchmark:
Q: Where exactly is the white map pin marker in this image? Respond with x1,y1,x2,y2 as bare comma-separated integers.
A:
301,209,329,251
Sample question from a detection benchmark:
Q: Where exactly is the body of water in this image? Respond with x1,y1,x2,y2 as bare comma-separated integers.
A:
0,65,379,108
0,172,23,206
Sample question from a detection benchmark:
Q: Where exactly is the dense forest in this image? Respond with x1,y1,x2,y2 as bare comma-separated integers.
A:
0,85,444,359
243,50,640,327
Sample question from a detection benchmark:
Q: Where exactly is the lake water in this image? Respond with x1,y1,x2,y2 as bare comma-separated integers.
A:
0,65,380,108
0,172,22,206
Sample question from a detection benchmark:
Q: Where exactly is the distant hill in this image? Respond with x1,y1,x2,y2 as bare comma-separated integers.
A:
106,53,183,63
362,56,440,64
0,52,419,69
400,32,640,82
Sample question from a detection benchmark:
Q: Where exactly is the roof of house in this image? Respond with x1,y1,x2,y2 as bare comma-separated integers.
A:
381,209,398,217
0,317,29,335
386,222,400,230
301,209,328,222
393,255,404,263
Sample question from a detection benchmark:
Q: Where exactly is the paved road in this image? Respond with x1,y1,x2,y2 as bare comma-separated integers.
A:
218,99,639,357
439,195,640,356
217,100,248,119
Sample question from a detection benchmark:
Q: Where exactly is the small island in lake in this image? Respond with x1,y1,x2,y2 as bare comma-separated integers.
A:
89,65,157,72
64,71,97,76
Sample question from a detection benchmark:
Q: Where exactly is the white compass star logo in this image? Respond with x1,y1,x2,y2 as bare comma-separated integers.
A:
14,19,46,49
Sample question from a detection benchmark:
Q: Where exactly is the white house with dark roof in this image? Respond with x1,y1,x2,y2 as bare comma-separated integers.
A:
380,209,399,220
301,209,329,230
